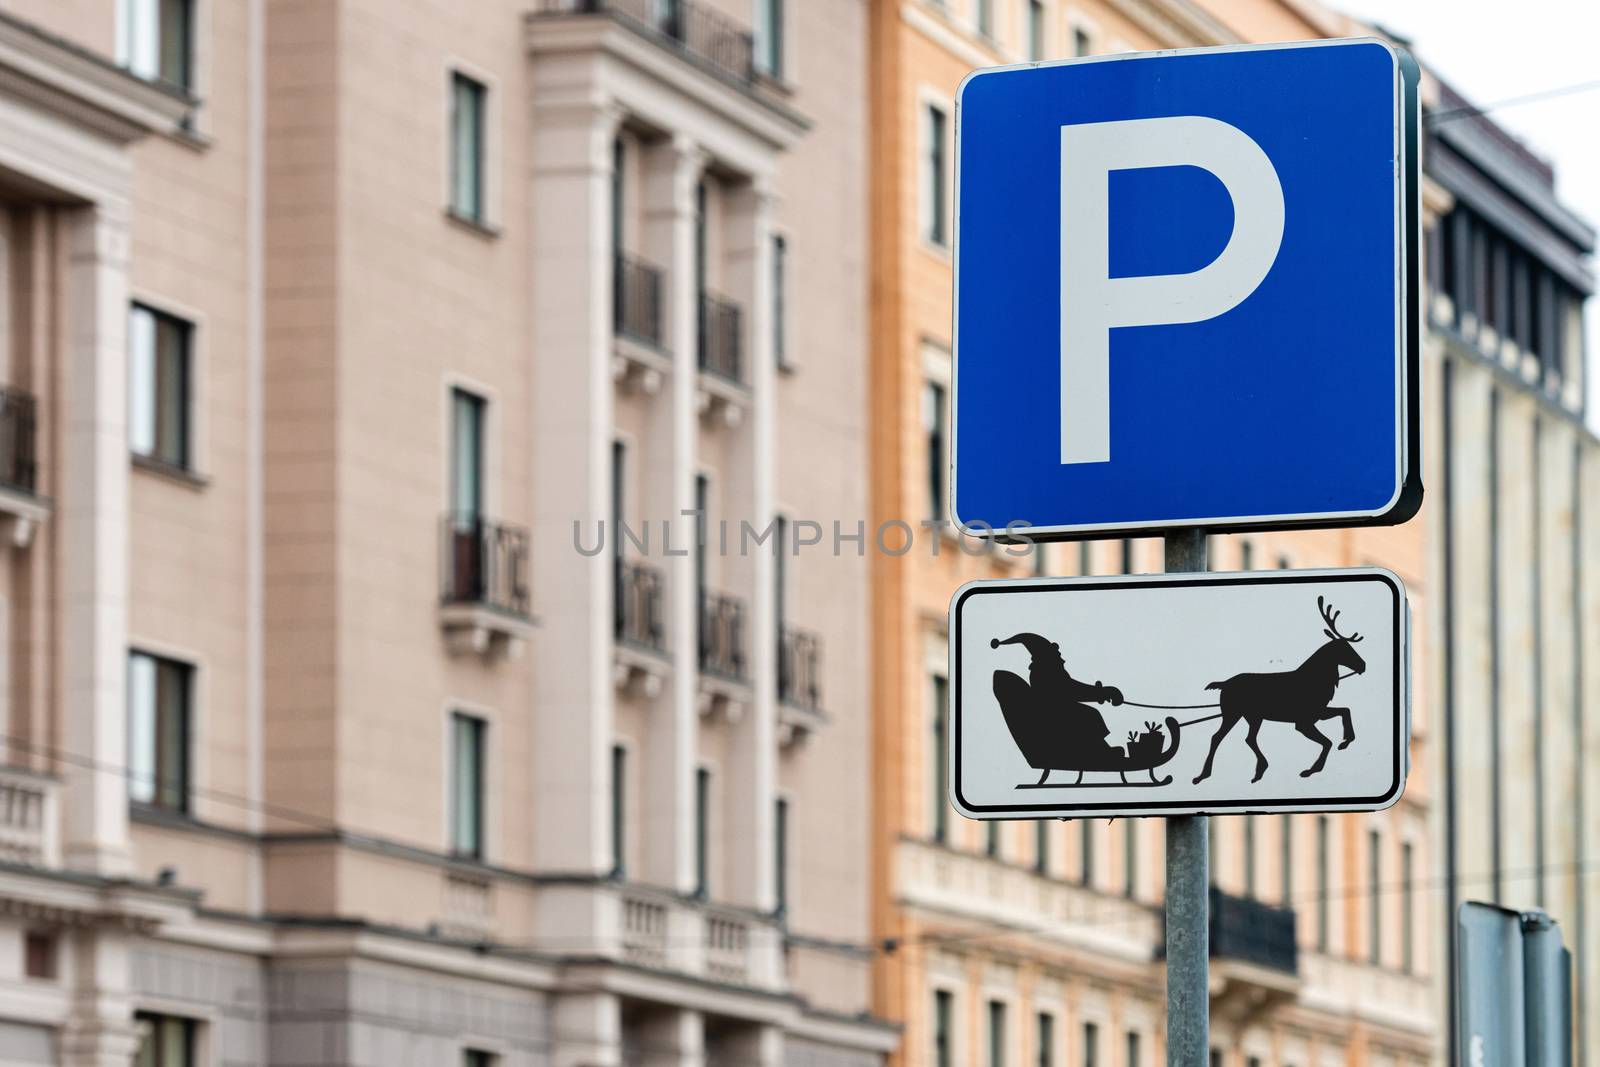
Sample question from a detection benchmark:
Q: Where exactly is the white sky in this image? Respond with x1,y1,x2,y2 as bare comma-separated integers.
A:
1333,0,1600,427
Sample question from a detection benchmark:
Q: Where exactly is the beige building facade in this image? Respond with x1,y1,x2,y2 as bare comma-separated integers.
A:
0,1,893,1064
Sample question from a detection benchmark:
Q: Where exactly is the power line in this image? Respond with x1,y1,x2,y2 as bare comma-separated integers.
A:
1425,78,1600,127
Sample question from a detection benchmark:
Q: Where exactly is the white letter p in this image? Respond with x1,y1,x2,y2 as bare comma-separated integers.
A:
1060,116,1285,464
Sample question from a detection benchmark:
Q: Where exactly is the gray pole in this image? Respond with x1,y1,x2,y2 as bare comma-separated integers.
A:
1164,529,1209,1066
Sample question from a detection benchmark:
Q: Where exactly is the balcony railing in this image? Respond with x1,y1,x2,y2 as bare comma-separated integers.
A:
698,290,744,385
535,0,756,87
778,625,822,712
615,559,667,652
0,765,58,867
0,386,38,495
614,252,665,349
440,514,531,619
699,589,747,682
1210,887,1298,975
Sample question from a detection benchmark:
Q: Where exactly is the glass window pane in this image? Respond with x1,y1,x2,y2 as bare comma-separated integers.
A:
156,659,189,811
451,390,484,519
127,653,157,804
452,714,484,856
451,75,485,220
129,307,157,456
158,0,191,89
154,316,189,468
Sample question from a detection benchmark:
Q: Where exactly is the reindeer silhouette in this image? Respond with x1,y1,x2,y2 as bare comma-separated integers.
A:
1191,597,1367,785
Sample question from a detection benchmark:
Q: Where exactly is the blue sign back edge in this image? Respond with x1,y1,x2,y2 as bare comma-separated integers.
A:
948,37,1424,541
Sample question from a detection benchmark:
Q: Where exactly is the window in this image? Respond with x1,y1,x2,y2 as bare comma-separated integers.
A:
24,931,56,980
1244,816,1257,897
127,651,192,813
988,1000,1007,1067
754,0,784,77
976,0,994,37
611,744,626,877
1239,539,1254,571
449,72,488,223
450,712,487,858
1280,815,1293,905
1035,821,1049,874
931,674,949,842
135,1012,198,1067
464,1052,496,1067
1401,840,1414,973
1209,1050,1222,1067
773,234,789,367
1083,1022,1100,1067
1369,829,1382,964
1033,542,1047,576
1080,821,1094,885
922,103,949,246
695,766,712,898
450,388,486,520
1316,815,1329,951
1119,540,1134,574
128,304,193,470
1126,1032,1141,1067
1078,542,1092,576
1036,1012,1054,1067
934,989,954,1067
611,135,626,259
986,821,1000,859
1073,26,1091,57
1246,1058,1261,1067
775,797,790,918
117,0,193,91
1027,1,1045,61
1123,822,1137,898
924,381,948,517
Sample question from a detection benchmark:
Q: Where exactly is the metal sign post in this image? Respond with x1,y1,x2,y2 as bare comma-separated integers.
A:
1163,529,1209,1067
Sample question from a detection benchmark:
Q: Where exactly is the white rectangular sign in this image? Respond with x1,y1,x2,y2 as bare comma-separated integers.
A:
949,568,1409,819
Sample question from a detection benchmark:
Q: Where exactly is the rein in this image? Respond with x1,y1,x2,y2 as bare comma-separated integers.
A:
1118,669,1362,728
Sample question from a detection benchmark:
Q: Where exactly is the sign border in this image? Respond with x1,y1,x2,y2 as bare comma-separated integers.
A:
949,37,1423,540
947,567,1409,819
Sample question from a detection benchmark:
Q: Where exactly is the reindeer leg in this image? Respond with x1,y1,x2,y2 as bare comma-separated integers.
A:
1244,717,1268,783
1323,706,1355,749
1192,713,1238,785
1295,721,1332,777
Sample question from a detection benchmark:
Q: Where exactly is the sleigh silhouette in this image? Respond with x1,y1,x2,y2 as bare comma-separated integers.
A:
993,671,1182,788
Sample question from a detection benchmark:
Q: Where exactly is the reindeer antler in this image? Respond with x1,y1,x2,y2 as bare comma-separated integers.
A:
1318,595,1363,643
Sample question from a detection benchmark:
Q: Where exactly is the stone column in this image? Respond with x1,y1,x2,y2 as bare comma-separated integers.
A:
552,991,622,1067
529,97,623,880
638,134,706,893
722,176,778,917
59,925,140,1067
635,1008,704,1067
58,204,132,877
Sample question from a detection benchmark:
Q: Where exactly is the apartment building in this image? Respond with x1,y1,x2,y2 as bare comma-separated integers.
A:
1422,71,1598,1063
870,2,1440,1065
0,1,893,1064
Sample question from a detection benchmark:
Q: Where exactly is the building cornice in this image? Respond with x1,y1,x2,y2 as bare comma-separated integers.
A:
0,8,190,145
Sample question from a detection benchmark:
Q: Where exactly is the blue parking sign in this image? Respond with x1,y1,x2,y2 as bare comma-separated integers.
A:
952,39,1420,537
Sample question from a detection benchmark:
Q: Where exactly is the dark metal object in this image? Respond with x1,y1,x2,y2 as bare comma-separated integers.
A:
778,625,822,711
440,514,531,618
0,386,38,494
698,290,744,384
699,589,747,681
615,560,667,651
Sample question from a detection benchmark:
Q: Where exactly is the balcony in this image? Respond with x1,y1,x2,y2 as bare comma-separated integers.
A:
698,590,747,681
698,589,748,717
438,514,535,656
1207,887,1301,1019
698,290,745,385
777,625,825,745
612,252,670,394
613,884,782,989
0,765,60,867
0,386,46,546
534,0,757,91
613,559,670,695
